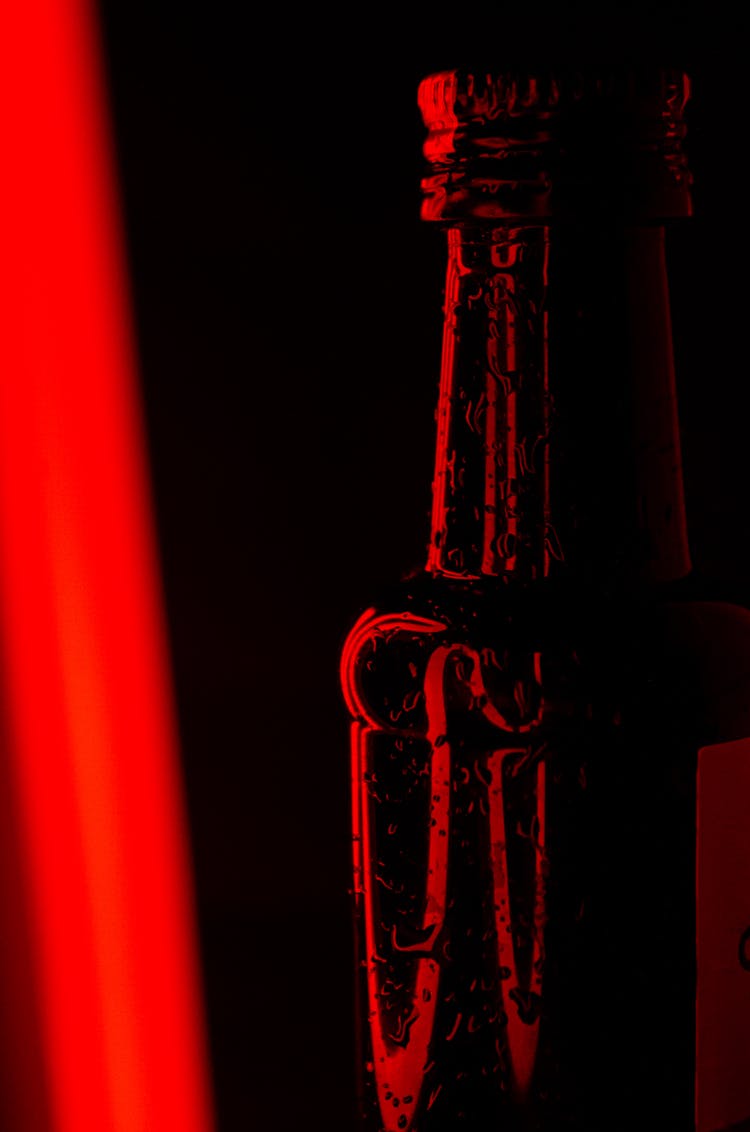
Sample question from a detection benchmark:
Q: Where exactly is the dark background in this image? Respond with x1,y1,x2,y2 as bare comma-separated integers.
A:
95,3,750,1127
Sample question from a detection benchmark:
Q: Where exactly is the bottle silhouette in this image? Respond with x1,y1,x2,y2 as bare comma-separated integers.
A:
340,70,750,1132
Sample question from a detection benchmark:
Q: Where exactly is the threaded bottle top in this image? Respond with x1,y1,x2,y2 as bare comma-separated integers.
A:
417,69,691,222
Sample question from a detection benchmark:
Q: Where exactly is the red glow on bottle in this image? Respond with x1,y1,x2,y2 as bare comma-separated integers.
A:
343,611,448,1130
427,228,552,581
342,610,551,1126
0,1,215,1129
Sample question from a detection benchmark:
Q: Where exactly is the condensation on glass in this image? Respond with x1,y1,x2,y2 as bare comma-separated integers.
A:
341,70,750,1132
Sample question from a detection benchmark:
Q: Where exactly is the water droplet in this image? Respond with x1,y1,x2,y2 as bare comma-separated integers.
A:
427,1084,442,1110
402,688,421,712
509,985,542,1024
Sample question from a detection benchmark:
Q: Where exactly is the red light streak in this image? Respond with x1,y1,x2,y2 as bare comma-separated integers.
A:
427,230,461,576
488,750,546,1098
0,1,216,1130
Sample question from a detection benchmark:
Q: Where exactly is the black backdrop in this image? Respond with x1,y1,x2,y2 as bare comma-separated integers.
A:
94,3,750,1127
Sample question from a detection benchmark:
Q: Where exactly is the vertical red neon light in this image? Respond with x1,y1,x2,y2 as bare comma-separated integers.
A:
0,2,216,1130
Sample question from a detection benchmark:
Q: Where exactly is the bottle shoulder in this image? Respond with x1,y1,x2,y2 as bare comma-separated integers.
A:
340,569,750,746
341,568,750,642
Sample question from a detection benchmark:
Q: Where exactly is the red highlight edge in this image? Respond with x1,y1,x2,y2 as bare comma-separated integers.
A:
0,2,216,1130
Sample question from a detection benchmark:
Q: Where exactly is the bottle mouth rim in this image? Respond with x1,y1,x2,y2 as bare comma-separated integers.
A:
418,68,690,131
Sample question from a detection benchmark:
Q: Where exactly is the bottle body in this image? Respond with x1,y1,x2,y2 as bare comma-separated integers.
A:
341,68,750,1131
342,572,750,1131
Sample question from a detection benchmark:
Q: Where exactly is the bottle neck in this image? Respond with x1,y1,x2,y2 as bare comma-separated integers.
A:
427,224,691,586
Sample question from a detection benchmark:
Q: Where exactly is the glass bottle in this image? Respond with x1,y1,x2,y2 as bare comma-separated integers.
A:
340,69,750,1132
